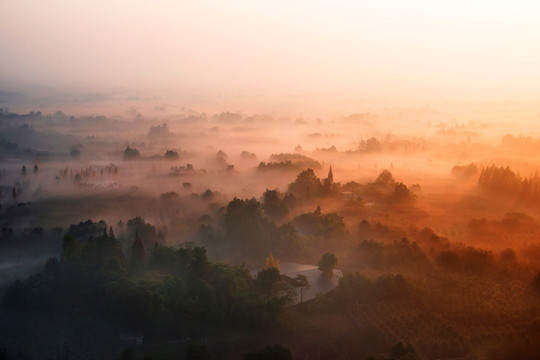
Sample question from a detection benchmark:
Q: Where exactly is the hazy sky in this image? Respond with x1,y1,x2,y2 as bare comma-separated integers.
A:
2,0,540,104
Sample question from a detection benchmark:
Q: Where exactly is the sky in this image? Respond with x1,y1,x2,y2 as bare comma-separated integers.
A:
1,0,540,107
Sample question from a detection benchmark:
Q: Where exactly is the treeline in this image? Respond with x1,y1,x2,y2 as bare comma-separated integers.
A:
357,219,524,275
257,153,322,173
286,245,540,360
478,165,540,206
3,224,289,335
199,193,346,264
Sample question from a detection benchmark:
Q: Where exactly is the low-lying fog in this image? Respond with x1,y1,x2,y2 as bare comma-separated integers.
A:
4,100,540,359
3,102,540,263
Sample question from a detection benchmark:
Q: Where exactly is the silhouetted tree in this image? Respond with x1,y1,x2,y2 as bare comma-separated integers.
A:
256,267,281,294
288,168,322,198
295,274,309,303
292,207,345,238
531,271,540,293
318,252,337,277
375,169,395,187
61,234,81,259
392,182,415,202
262,189,289,221
124,146,141,160
132,232,146,262
389,341,418,359
164,149,179,159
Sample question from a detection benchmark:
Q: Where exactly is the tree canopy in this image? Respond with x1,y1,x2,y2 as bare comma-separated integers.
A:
318,252,338,277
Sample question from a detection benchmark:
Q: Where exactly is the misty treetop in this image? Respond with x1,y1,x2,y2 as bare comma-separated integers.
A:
123,146,141,160
3,222,290,334
3,105,540,359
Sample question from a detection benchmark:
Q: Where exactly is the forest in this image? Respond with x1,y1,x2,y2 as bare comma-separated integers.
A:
5,0,540,358
2,105,540,360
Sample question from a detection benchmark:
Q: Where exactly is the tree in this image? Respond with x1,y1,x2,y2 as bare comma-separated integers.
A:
44,257,59,278
389,341,418,359
531,271,540,293
124,146,141,160
132,232,146,262
359,137,382,153
224,198,276,256
292,207,345,238
436,250,460,272
288,168,322,198
275,223,303,256
295,274,309,303
375,169,395,187
256,267,281,294
262,189,289,221
61,234,81,259
392,182,415,203
126,216,165,248
318,252,337,277
164,149,179,159
265,253,279,270
147,123,171,138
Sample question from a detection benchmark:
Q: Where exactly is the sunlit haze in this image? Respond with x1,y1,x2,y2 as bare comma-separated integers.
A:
3,2,540,360
2,1,540,112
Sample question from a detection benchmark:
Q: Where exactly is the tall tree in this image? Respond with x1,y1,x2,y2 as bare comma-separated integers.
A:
318,252,338,277
265,253,279,270
132,232,146,262
295,274,309,303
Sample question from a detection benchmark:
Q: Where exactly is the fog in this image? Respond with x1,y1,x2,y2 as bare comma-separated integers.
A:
3,102,540,358
3,1,540,359
2,101,540,253
3,1,540,106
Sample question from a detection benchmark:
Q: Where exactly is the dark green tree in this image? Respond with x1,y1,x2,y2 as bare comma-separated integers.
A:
132,232,146,262
164,149,179,159
295,274,309,303
124,146,141,160
224,198,276,256
262,189,289,221
288,168,322,198
256,267,281,294
61,234,81,259
318,252,337,277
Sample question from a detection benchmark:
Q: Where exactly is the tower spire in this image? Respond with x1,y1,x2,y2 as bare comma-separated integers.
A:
327,165,334,183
